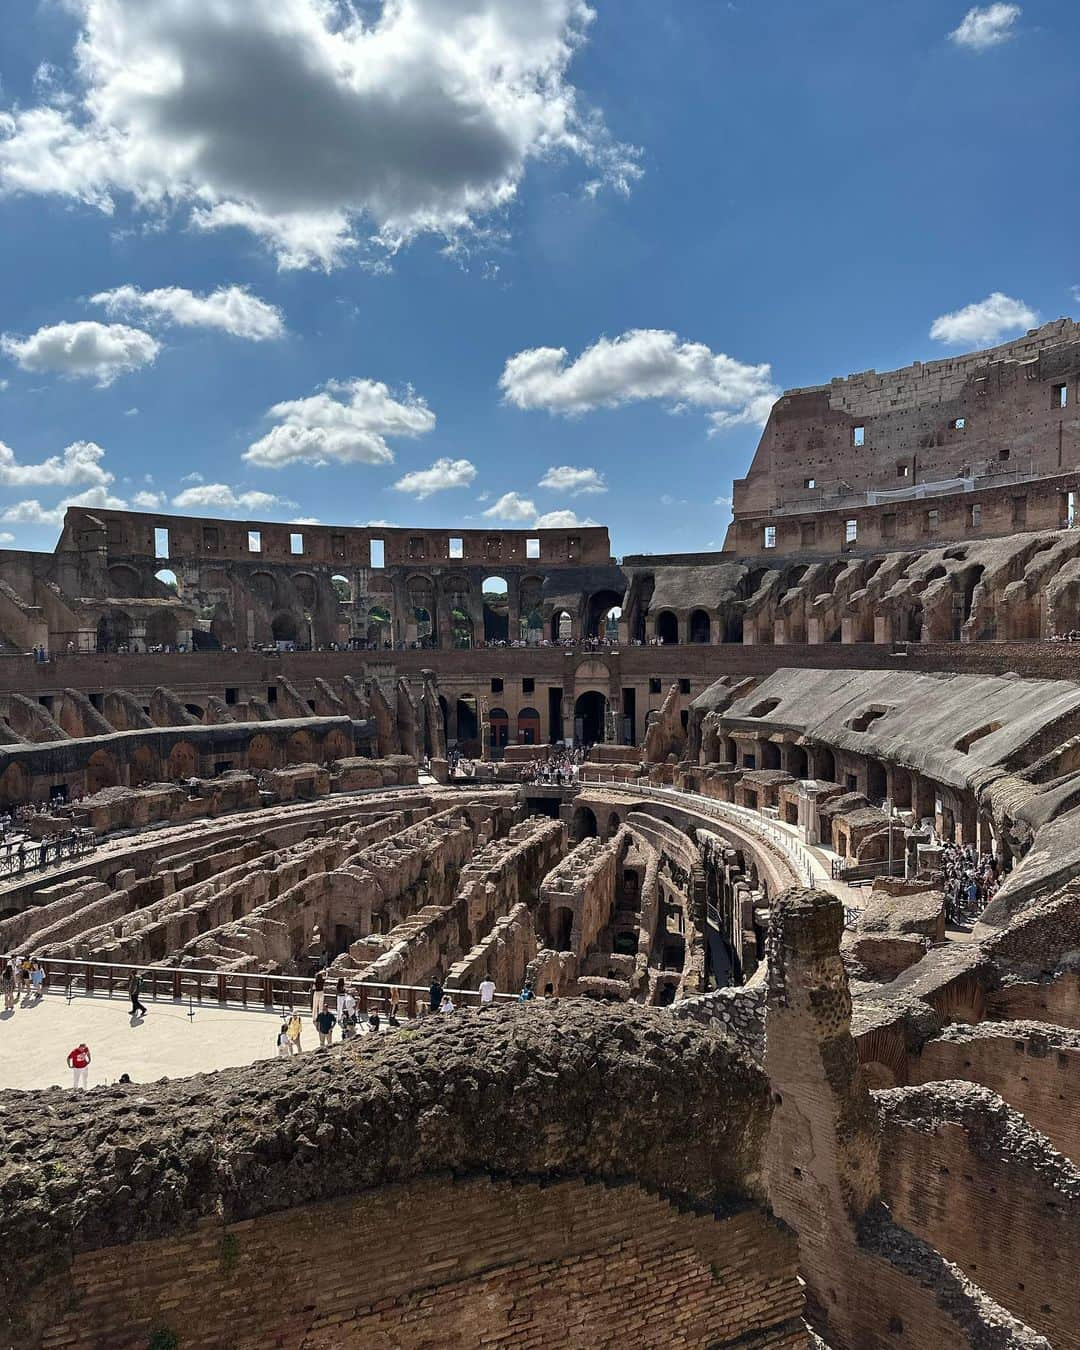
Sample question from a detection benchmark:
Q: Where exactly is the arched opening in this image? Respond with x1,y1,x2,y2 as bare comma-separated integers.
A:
574,691,606,747
286,730,314,763
482,576,509,642
761,741,781,770
517,707,541,744
271,613,299,648
86,749,119,794
145,609,178,649
407,576,436,646
96,610,133,653
248,734,274,770
722,612,744,644
450,607,472,648
130,745,157,785
456,696,479,750
412,606,433,645
551,609,573,642
551,905,575,949
154,568,179,595
689,609,711,643
167,741,198,781
867,760,888,802
488,706,509,750
331,574,352,603
249,571,277,608
108,564,142,598
790,744,809,778
0,762,27,807
817,745,836,781
584,589,623,640
906,603,924,643
366,605,391,647
571,805,597,841
606,811,620,839
655,611,679,644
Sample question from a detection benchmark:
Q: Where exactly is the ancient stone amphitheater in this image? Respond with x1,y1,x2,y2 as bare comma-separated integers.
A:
3,323,1080,1349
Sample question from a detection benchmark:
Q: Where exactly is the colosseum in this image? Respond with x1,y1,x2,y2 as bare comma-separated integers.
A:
4,320,1080,1350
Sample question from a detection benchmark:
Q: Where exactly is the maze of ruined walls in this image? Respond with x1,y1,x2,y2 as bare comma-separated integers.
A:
332,814,568,989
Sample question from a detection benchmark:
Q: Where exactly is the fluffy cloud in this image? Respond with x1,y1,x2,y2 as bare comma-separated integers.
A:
171,483,288,515
1,485,129,527
0,439,112,488
929,292,1037,346
949,4,1021,49
92,284,284,340
0,0,638,270
481,492,595,529
392,457,477,499
534,508,595,528
131,489,164,509
537,464,606,495
500,329,778,432
1,320,159,384
482,491,537,522
245,378,435,468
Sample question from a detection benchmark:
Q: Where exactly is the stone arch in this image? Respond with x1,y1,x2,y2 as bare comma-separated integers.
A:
482,575,509,643
107,564,142,598
272,613,300,646
655,611,679,644
292,572,318,611
574,690,606,746
331,574,352,603
0,762,27,806
689,609,711,644
571,804,598,840
407,575,437,645
489,706,509,750
154,568,179,595
322,728,351,762
96,609,133,653
167,741,198,780
286,730,315,763
248,734,275,770
366,605,392,646
130,744,158,784
87,748,120,794
249,571,277,608
585,588,624,639
551,609,573,641
517,706,541,744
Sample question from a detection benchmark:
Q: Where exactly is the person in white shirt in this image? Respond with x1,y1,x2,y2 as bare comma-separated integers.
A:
478,977,496,1009
439,994,455,1014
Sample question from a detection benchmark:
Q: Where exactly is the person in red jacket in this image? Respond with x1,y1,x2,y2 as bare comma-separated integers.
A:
67,1042,90,1090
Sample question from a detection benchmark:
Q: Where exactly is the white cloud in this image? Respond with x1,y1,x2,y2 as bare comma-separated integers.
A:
950,4,1021,49
362,519,397,527
0,0,639,270
0,439,112,488
500,328,778,433
92,284,284,340
714,493,733,509
180,471,205,484
392,456,477,499
123,406,138,416
0,532,14,545
929,292,1037,346
482,491,537,522
245,377,435,468
1,320,159,384
132,489,164,509
172,483,288,515
534,508,595,528
537,464,606,495
291,516,321,525
1,485,130,527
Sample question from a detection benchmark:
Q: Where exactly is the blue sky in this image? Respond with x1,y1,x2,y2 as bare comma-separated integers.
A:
0,0,1076,558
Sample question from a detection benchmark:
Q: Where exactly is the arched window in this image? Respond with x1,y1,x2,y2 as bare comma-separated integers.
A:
488,706,509,749
517,707,541,744
331,574,352,603
552,609,573,642
689,609,711,643
366,605,391,647
482,576,508,643
656,611,679,644
154,568,179,595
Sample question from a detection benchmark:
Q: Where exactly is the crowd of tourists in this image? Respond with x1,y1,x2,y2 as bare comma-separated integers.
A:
518,747,584,784
938,842,1002,924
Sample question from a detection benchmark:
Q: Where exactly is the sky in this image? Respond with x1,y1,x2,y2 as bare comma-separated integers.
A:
0,0,1077,559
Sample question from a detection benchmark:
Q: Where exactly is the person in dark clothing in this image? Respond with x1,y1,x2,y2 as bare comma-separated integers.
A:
429,977,443,1015
315,1006,337,1047
128,971,147,1016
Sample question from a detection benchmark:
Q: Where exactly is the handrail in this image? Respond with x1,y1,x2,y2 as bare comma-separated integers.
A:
0,954,518,1014
579,778,820,887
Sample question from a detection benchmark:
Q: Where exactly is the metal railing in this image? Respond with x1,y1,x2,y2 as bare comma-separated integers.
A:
0,831,96,879
830,856,906,884
0,955,518,1016
580,778,819,887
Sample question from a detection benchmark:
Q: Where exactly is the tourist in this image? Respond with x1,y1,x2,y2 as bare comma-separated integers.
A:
128,969,148,1017
367,1011,381,1035
287,1012,303,1053
342,988,357,1022
311,970,326,1017
386,994,400,1028
67,1042,91,1090
429,975,443,1015
1,959,15,1011
315,1005,337,1047
439,993,455,1014
335,975,347,1018
29,959,44,1001
276,1023,292,1059
339,1010,356,1040
518,981,534,1002
18,954,31,1001
478,975,496,1009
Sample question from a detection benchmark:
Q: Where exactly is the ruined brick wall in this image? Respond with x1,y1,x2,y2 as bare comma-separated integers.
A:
29,1176,806,1350
908,1022,1080,1164
877,1083,1080,1349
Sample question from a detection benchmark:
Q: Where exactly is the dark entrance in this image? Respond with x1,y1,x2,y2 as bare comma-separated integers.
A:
574,691,606,746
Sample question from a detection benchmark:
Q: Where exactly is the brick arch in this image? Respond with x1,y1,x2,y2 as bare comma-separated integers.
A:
167,740,198,780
